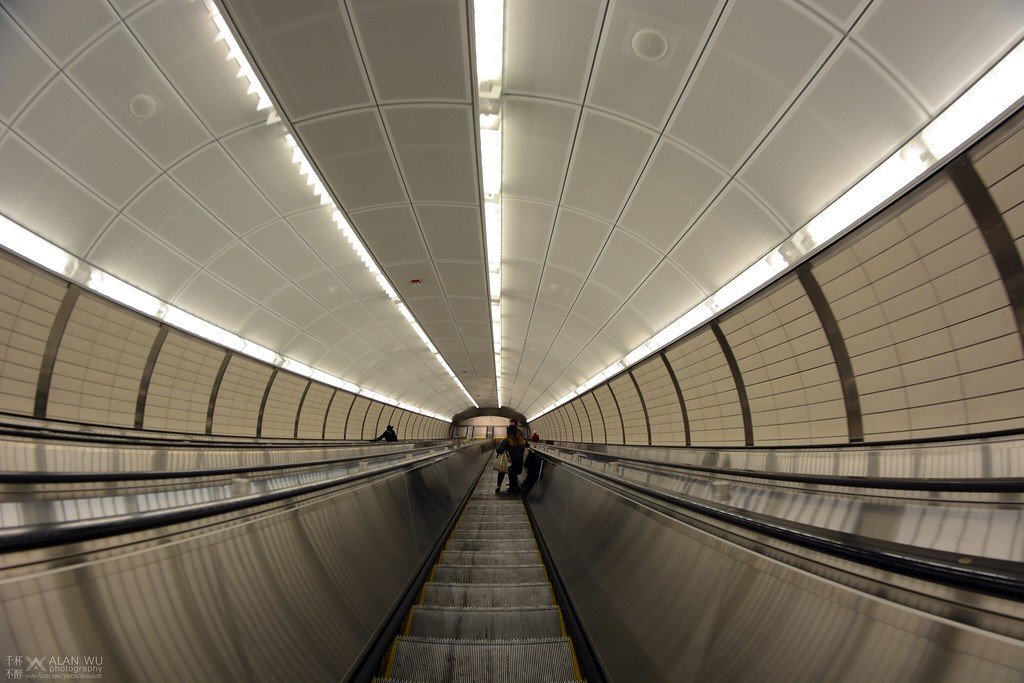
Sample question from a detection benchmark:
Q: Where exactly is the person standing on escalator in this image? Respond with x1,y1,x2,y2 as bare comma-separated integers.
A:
494,425,526,494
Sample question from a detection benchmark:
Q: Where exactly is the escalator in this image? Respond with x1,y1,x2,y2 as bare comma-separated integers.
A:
375,474,584,682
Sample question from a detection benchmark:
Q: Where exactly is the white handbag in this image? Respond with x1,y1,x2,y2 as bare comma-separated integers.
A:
492,451,510,473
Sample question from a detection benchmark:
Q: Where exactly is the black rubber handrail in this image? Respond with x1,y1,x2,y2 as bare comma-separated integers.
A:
0,442,449,483
539,451,1024,602
0,443,481,554
545,443,1024,492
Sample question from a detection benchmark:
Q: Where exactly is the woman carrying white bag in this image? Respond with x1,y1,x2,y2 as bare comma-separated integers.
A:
493,425,526,494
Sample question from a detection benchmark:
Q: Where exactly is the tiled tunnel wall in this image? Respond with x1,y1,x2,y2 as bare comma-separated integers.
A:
0,249,451,440
532,120,1024,447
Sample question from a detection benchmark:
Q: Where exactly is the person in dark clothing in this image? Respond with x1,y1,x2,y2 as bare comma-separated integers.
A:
522,438,542,493
495,425,526,494
373,425,397,442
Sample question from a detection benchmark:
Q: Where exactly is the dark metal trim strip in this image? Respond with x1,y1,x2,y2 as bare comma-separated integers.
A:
576,393,594,442
566,401,581,441
343,393,359,439
711,322,754,446
798,267,864,443
321,389,337,440
587,391,608,443
627,368,653,446
134,324,169,430
34,284,79,419
604,382,627,445
206,351,233,435
948,155,1024,350
293,379,313,439
255,368,279,438
659,351,691,446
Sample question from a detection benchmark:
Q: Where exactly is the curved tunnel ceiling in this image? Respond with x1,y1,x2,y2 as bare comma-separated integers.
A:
0,0,1022,420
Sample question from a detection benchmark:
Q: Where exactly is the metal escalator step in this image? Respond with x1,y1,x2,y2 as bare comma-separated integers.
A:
407,606,565,639
440,550,541,566
431,564,547,583
451,529,535,540
384,636,580,682
445,538,535,552
457,520,531,528
420,582,552,608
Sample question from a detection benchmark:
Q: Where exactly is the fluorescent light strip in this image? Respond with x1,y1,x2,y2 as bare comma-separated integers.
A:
0,214,451,421
475,0,504,406
205,2,476,409
528,39,1024,422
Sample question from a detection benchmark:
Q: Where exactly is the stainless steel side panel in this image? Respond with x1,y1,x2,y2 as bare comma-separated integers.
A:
0,446,489,682
529,461,1024,683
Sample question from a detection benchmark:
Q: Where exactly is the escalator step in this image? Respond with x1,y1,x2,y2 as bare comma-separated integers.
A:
431,564,547,583
446,538,535,552
450,528,535,540
408,606,565,639
439,550,541,566
420,582,553,608
382,636,581,682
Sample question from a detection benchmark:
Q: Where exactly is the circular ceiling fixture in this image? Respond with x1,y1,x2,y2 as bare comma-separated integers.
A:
129,94,157,119
631,28,668,61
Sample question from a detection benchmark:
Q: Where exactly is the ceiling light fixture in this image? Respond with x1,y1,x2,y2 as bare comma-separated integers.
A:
528,38,1024,422
205,1,476,411
475,0,505,408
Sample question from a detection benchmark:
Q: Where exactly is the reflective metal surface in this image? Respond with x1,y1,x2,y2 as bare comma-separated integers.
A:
539,445,1024,561
528,458,1024,683
553,434,1024,480
0,444,490,682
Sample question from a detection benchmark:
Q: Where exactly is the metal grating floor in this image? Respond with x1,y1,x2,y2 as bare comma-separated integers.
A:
378,472,583,681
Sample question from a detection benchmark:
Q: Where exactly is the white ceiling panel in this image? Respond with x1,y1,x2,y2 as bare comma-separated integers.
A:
0,10,55,125
447,295,490,325
314,349,355,379
207,242,287,302
740,44,926,229
503,199,556,264
264,284,324,328
221,124,321,216
350,204,429,265
803,0,866,28
281,333,330,366
5,0,117,66
586,0,719,128
0,134,114,253
588,229,661,299
68,26,210,166
670,185,789,293
287,206,361,272
561,110,656,222
386,263,445,302
668,0,836,171
173,271,258,330
546,209,613,276
244,220,322,279
383,105,479,204
855,0,1024,112
296,110,407,211
15,77,158,207
503,97,579,204
223,0,371,121
502,260,543,301
236,308,300,348
349,0,470,103
436,262,487,298
538,266,585,307
572,281,623,328
170,143,278,235
532,300,570,332
87,217,197,299
126,176,235,265
618,138,725,251
417,204,484,263
297,268,357,312
129,0,263,136
505,0,603,103
628,261,702,331
561,314,600,350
